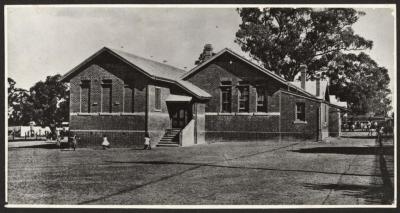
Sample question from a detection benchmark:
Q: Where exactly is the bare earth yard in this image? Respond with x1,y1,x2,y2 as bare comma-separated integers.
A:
7,135,394,205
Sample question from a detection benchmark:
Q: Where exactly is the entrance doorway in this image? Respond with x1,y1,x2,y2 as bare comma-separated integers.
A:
168,103,192,129
172,108,188,128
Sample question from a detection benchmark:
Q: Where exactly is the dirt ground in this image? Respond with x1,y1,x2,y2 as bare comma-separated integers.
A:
7,135,394,205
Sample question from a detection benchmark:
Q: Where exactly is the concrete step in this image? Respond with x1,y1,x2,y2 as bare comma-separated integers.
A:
156,143,179,147
158,141,179,145
158,129,181,147
162,135,178,137
164,132,180,135
165,129,181,133
160,139,178,143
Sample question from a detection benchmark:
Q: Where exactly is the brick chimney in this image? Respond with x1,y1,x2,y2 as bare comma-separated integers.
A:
316,67,328,97
316,73,320,97
203,44,214,61
299,64,307,90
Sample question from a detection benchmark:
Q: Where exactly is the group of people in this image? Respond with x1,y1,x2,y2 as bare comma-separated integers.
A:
101,133,152,150
343,120,381,136
49,132,152,150
54,130,79,150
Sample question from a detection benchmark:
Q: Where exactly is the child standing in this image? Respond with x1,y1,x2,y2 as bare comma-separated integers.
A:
102,135,110,150
144,133,151,150
71,135,78,151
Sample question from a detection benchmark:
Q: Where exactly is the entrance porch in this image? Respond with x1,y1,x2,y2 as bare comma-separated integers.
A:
157,95,205,147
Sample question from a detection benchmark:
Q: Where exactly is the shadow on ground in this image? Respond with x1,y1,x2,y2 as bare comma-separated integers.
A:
104,160,380,177
10,144,59,149
341,135,393,139
298,144,394,205
292,146,393,155
302,183,392,204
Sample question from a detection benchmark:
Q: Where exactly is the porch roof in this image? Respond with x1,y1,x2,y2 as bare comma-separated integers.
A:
165,94,192,102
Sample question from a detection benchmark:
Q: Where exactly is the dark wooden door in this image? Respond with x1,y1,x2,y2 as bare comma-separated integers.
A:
172,108,188,128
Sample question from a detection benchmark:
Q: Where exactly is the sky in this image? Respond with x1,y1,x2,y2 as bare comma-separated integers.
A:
6,5,396,97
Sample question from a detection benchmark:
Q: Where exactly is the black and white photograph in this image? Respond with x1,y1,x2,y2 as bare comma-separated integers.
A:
5,4,396,208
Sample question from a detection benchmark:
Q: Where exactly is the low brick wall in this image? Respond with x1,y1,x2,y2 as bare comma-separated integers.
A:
205,114,281,142
71,130,145,147
70,114,146,147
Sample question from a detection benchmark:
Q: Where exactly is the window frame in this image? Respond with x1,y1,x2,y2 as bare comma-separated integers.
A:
154,87,162,111
80,80,91,113
220,80,232,113
237,84,250,113
101,79,112,113
123,83,134,113
256,87,267,112
295,102,306,122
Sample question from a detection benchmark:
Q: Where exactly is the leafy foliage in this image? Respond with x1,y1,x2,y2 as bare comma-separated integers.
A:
7,75,69,126
235,8,373,80
8,78,32,125
235,8,391,115
327,52,391,115
29,74,70,126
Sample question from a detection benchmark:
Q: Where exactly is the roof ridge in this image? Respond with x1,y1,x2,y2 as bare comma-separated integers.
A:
107,47,186,75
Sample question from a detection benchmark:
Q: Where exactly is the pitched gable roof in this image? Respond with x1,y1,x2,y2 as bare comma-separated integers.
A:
60,47,211,99
181,48,288,84
181,48,318,99
109,48,186,80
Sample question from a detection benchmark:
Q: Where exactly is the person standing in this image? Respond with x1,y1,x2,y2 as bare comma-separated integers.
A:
102,135,110,150
367,121,372,136
144,133,151,150
71,135,78,151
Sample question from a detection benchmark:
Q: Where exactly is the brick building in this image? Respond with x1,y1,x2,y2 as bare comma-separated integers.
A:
60,45,347,147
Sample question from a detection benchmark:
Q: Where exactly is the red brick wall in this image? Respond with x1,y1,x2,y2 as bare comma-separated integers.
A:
68,52,150,147
68,51,195,147
280,91,320,140
185,53,281,113
70,114,146,147
72,131,145,148
184,53,323,141
69,52,149,114
205,114,280,141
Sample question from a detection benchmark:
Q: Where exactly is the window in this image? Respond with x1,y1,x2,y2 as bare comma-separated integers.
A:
256,87,267,112
101,80,112,113
238,86,249,112
295,102,306,121
220,81,232,112
123,83,134,113
155,87,161,111
80,80,91,113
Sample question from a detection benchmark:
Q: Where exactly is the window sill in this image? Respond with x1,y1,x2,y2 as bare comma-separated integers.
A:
75,112,142,116
293,120,307,124
77,113,97,116
205,112,281,116
254,112,280,116
218,112,235,115
99,112,120,115
120,112,136,115
153,109,162,112
236,112,252,115
254,112,268,115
